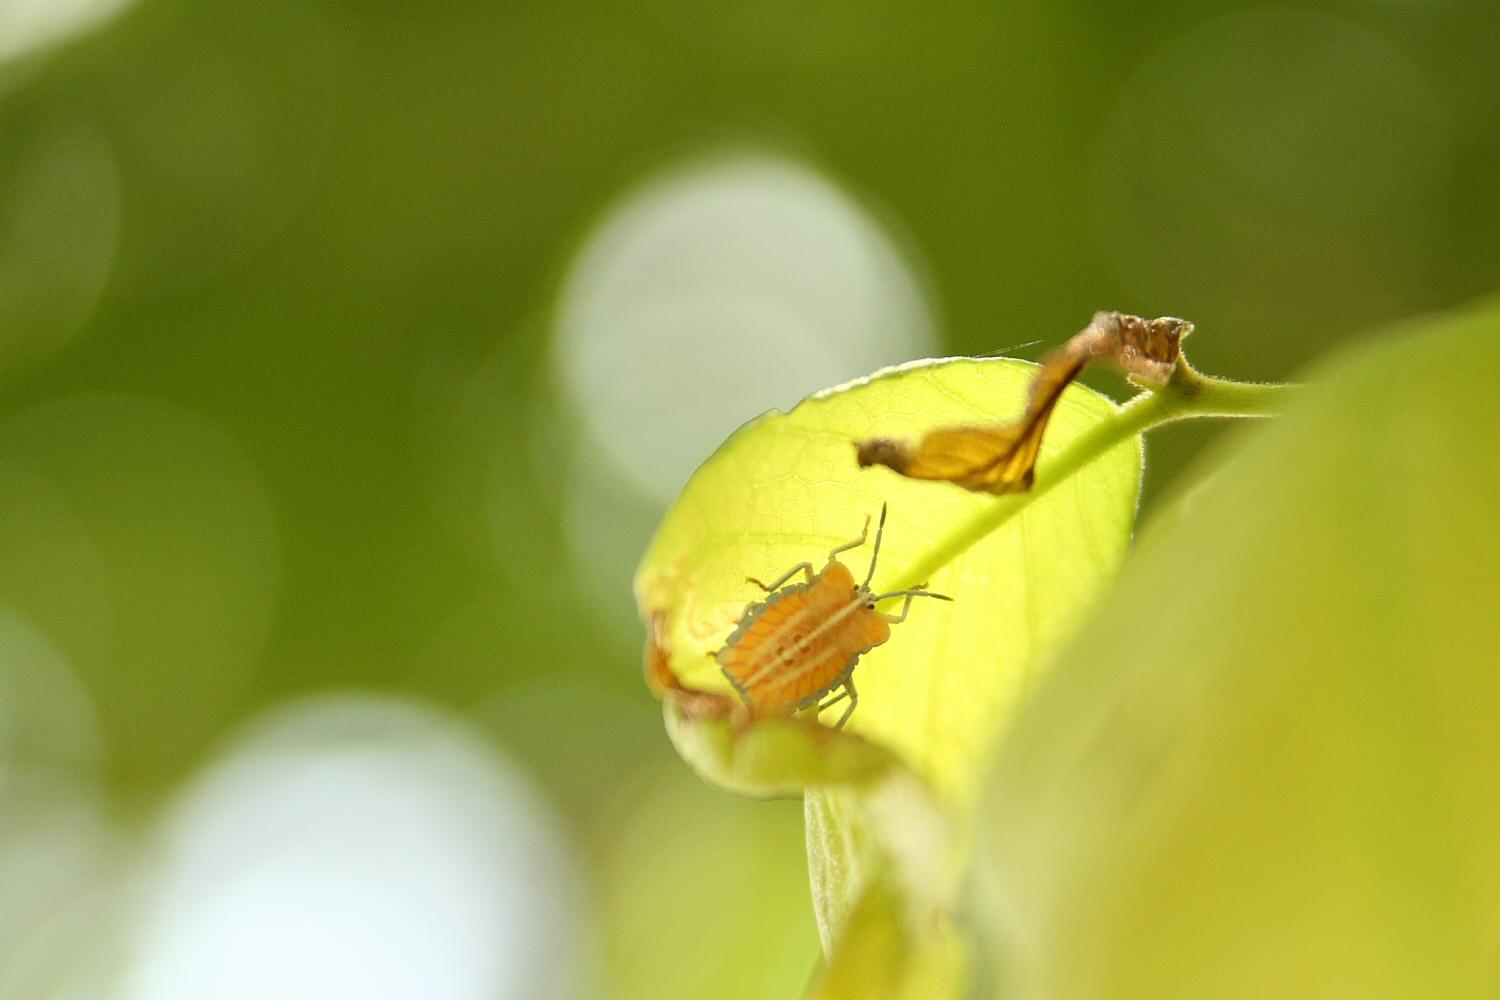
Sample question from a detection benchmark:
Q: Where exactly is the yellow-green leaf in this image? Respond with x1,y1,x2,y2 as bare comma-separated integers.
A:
634,357,1140,808
660,707,902,800
635,357,1142,964
804,870,967,1000
977,297,1500,999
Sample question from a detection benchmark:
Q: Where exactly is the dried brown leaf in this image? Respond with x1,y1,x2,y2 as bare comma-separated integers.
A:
644,611,741,722
857,311,1190,494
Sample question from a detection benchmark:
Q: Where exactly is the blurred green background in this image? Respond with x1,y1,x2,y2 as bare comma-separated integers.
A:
1,0,1496,996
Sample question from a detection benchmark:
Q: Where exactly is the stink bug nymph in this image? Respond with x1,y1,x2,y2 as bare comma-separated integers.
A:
715,505,952,729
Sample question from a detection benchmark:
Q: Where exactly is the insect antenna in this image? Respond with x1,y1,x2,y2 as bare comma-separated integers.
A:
862,503,889,589
871,588,954,603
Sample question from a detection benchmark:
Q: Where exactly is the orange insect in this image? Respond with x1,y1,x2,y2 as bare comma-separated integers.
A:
716,505,952,729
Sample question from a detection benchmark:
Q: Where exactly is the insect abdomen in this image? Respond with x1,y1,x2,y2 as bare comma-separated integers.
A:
718,573,882,712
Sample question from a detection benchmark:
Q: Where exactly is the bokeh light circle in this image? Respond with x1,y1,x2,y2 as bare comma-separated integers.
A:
551,154,939,631
99,0,337,294
0,610,116,1000
0,607,100,802
0,394,279,767
0,0,135,67
554,153,939,505
0,116,120,380
122,696,583,1000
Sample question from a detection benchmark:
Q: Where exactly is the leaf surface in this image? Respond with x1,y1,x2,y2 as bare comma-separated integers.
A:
978,298,1500,999
635,357,1142,808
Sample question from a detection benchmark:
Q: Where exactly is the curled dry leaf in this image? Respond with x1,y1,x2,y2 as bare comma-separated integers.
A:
1104,310,1192,386
645,610,905,798
857,311,1190,495
644,611,740,722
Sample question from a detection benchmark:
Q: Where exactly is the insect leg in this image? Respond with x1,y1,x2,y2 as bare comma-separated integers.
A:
860,503,889,588
833,678,857,730
827,512,874,562
881,592,917,624
746,561,814,592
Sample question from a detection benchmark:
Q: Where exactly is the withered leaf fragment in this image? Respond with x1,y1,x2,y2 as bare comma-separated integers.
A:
857,311,1190,495
644,612,741,722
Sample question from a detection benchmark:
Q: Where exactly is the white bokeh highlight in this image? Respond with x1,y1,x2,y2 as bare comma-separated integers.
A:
0,394,280,762
554,154,938,504
0,0,135,66
0,608,100,801
0,609,116,1000
551,154,938,633
121,697,583,1000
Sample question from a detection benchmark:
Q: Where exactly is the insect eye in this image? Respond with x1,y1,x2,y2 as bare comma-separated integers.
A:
866,601,876,610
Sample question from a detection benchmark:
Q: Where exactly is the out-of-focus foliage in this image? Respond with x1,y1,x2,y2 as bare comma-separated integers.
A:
979,297,1500,998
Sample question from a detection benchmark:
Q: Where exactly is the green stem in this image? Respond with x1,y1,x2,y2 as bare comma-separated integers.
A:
892,362,1292,592
1153,357,1292,421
